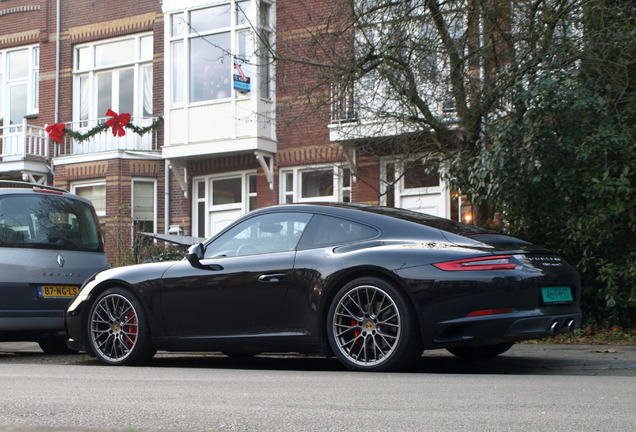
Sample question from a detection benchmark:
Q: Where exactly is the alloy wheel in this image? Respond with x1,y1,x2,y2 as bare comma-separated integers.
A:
89,293,139,362
331,285,402,367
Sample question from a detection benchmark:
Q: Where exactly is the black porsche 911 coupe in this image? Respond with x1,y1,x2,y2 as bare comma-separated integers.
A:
66,203,581,371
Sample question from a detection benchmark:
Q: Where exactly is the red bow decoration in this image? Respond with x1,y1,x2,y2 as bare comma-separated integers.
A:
46,123,67,143
105,109,131,137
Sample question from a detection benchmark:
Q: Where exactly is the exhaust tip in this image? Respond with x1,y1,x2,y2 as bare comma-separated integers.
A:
548,321,559,335
566,319,575,332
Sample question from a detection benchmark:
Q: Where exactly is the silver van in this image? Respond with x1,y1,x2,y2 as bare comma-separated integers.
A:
0,181,109,353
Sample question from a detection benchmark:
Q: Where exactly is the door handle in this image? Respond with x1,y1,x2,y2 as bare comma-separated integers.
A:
258,273,287,283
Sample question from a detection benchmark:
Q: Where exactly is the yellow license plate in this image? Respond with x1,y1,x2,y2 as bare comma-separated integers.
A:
38,285,79,298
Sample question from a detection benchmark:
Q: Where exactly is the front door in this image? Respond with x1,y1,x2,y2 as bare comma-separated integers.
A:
160,211,313,337
193,173,256,238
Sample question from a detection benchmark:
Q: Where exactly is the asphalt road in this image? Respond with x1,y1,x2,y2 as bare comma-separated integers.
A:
0,343,635,432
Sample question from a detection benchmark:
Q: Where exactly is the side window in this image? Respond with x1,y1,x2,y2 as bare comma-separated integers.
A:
299,215,379,249
204,212,313,258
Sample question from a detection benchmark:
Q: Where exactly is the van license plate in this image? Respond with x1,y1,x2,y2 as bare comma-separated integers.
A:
541,286,573,304
38,285,79,298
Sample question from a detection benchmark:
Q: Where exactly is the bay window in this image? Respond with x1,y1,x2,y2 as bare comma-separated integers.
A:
168,1,274,105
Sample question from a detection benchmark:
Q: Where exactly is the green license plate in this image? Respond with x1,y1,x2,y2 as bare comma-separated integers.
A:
541,286,573,304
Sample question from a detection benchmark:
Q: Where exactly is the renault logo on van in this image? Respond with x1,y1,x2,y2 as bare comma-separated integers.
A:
57,255,65,268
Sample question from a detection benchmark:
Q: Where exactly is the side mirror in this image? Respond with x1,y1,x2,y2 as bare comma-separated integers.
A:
186,243,205,267
185,243,223,271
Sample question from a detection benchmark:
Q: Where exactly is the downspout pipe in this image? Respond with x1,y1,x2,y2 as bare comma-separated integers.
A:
165,159,170,235
54,0,60,123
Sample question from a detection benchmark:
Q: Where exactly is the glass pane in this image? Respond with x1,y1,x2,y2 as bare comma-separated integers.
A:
197,202,206,237
118,68,134,114
8,50,28,80
95,39,135,67
285,172,293,192
237,30,253,78
140,36,153,60
79,75,89,124
204,213,312,258
77,47,91,70
74,184,106,214
9,84,27,125
190,5,231,33
301,171,333,198
404,165,440,188
171,13,185,37
259,32,272,97
197,181,205,199
0,195,102,252
237,1,252,26
97,71,112,118
248,174,257,193
212,177,242,205
306,215,379,248
342,168,351,188
260,2,271,28
142,65,153,117
133,182,154,221
172,41,185,103
385,163,395,207
190,34,232,102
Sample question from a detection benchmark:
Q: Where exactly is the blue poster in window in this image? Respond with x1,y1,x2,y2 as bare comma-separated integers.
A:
233,63,251,93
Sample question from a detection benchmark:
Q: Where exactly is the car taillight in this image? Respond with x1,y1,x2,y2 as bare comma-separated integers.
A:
433,255,517,271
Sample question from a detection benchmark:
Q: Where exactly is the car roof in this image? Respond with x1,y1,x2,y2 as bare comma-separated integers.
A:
0,181,93,206
247,202,492,236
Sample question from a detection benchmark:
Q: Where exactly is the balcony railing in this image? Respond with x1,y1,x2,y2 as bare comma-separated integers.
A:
0,119,49,162
56,116,160,157
330,84,359,124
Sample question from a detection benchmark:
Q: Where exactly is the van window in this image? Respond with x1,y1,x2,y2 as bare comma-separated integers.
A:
0,194,103,252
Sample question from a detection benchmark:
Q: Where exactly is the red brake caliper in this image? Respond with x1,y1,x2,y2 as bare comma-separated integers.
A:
351,318,361,338
125,311,137,348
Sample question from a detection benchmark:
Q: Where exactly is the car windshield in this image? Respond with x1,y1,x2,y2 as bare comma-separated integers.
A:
0,194,103,252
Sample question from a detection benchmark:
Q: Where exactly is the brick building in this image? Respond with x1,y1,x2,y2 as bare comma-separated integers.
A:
0,0,457,263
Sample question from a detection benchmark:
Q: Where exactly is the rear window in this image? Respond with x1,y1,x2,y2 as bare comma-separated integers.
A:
299,215,379,249
0,194,103,252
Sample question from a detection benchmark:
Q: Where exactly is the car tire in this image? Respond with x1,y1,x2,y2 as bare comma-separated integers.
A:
327,277,422,372
446,341,515,359
87,287,156,366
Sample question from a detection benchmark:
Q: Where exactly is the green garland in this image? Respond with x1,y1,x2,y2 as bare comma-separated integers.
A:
62,116,163,143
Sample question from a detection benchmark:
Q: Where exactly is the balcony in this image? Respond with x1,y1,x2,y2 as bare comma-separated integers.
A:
56,116,161,158
0,119,50,182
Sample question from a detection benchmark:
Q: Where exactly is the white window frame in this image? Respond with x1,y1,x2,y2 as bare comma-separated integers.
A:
192,170,257,238
131,178,157,234
279,165,351,204
167,0,274,107
73,33,153,125
0,45,39,123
